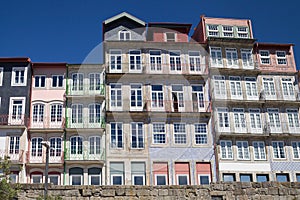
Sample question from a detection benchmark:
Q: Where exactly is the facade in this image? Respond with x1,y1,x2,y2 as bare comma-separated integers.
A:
0,57,32,183
27,63,66,184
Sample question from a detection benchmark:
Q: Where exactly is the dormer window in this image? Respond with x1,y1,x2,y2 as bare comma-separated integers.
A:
165,32,176,42
119,30,131,41
207,25,219,37
237,27,248,38
276,51,287,65
223,26,233,37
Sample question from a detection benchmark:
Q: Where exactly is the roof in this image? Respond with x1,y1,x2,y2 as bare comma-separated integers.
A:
0,57,31,63
103,12,146,26
32,62,67,68
255,42,294,47
148,22,192,34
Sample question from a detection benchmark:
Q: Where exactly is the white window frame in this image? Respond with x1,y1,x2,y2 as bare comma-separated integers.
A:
52,75,64,88
9,136,20,155
267,108,282,133
119,30,131,41
292,141,300,159
48,175,60,185
11,67,28,86
287,109,300,133
130,84,143,111
213,75,226,99
233,108,246,133
131,122,144,149
149,50,162,72
31,137,43,157
111,174,123,185
151,85,164,110
220,140,233,159
189,51,202,73
169,51,181,72
192,85,205,111
0,67,3,86
132,174,145,185
253,141,266,160
173,123,186,144
249,109,262,133
281,78,295,100
129,50,142,72
237,27,249,38
245,77,258,100
217,107,230,132
276,51,287,65
89,173,101,185
194,123,208,145
165,32,176,42
176,174,189,185
9,97,26,124
236,141,250,160
110,122,123,149
32,103,45,125
89,136,101,155
70,136,83,155
152,123,166,144
71,104,83,125
198,174,211,185
207,24,219,37
49,137,62,159
155,174,167,185
241,49,254,68
109,50,122,73
89,73,101,92
260,50,270,65
210,47,223,67
272,141,286,159
88,103,101,125
70,174,83,185
31,174,42,183
226,48,238,68
171,85,184,112
262,77,276,99
34,75,46,88
50,103,63,125
229,76,242,99
222,26,233,37
110,83,122,110
71,73,83,92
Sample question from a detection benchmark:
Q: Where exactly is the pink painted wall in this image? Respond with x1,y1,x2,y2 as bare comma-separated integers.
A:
174,162,189,174
153,162,168,174
152,31,189,42
196,162,211,174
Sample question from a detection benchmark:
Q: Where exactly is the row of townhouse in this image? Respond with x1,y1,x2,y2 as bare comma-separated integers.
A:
0,12,299,186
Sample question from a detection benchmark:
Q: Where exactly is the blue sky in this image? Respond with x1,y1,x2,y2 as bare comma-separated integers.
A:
0,0,299,66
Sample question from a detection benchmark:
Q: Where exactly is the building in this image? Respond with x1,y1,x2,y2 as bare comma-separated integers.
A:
103,12,215,186
27,62,66,184
0,57,32,183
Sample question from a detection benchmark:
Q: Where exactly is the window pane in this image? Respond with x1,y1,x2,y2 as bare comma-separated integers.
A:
156,176,166,185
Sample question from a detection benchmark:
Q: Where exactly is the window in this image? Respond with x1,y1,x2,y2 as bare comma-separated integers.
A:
229,76,242,99
296,174,300,182
223,174,235,182
192,85,204,111
72,73,83,91
89,73,101,91
207,25,219,37
287,109,300,132
263,77,276,98
111,122,123,148
131,122,144,149
50,137,61,157
151,85,164,108
110,50,122,72
0,67,3,86
89,104,101,123
130,84,142,110
52,75,63,88
260,50,270,64
281,78,294,98
237,27,248,38
241,49,253,68
10,98,25,123
32,104,44,123
189,51,201,72
169,51,181,71
119,30,130,41
256,174,269,182
11,67,27,86
174,123,186,144
89,136,101,155
149,50,162,71
70,136,83,155
272,141,285,159
276,51,287,65
110,84,122,108
276,173,289,182
69,168,83,185
222,26,233,37
172,85,184,112
129,50,141,72
9,136,20,154
34,75,46,88
195,123,208,144
31,137,43,157
245,77,258,99
292,141,300,159
50,104,63,123
249,109,262,133
131,162,146,185
210,47,223,67
253,141,266,160
177,175,189,185
233,108,246,132
236,141,250,160
240,174,252,182
226,48,238,67
31,175,42,183
49,175,59,185
110,162,124,185
9,173,18,183
213,75,226,98
217,108,230,132
165,32,176,42
71,104,83,124
88,168,101,185
220,140,233,159
155,175,167,185
153,123,166,144
198,175,210,185
268,108,281,133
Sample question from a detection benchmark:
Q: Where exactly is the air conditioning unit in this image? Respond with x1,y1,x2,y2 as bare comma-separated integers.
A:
259,90,266,100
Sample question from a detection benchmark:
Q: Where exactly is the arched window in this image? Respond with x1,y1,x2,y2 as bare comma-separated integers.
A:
70,136,83,155
69,167,83,185
32,103,44,123
31,137,43,157
49,137,62,157
50,103,63,123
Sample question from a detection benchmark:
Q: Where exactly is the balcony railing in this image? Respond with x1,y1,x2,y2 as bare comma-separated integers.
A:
26,151,64,164
64,149,105,161
67,84,105,96
29,117,65,129
108,100,211,113
0,150,24,162
66,116,105,129
0,115,28,126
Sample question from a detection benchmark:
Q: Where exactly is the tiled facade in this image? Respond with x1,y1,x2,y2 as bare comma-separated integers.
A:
0,12,299,185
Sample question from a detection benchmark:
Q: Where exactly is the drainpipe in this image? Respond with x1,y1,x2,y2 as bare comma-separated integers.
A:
63,64,69,185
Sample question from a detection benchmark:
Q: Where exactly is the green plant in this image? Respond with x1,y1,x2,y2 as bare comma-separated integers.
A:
0,156,18,199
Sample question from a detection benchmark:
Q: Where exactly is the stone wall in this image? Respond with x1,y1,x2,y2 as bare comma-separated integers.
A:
17,182,300,200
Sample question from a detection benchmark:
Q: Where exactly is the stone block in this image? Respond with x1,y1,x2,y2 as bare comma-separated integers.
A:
101,189,115,197
158,189,168,196
268,187,279,195
246,188,257,195
150,189,158,196
115,188,125,196
82,189,92,196
125,188,136,196
136,189,150,196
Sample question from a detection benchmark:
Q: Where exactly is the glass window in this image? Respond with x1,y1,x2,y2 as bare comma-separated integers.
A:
260,50,270,65
226,48,238,67
192,85,204,110
292,141,300,159
89,73,101,91
207,25,219,37
129,50,141,71
169,51,181,71
50,104,63,122
34,75,46,88
263,77,276,97
130,84,142,109
281,78,294,97
245,77,258,99
222,26,233,37
131,122,144,148
88,168,101,185
189,51,201,72
110,122,123,148
296,174,300,182
217,108,230,131
49,137,62,157
71,73,83,91
10,98,25,122
110,162,124,185
0,67,3,86
272,141,285,159
71,104,83,124
9,174,18,183
49,175,59,185
153,123,166,144
195,123,207,144
165,32,176,42
119,30,130,41
131,162,145,185
253,141,266,160
110,84,122,108
276,173,289,182
237,27,249,38
110,50,122,72
52,75,63,87
241,49,253,67
9,136,20,154
199,175,210,185
240,174,252,182
89,104,101,123
174,123,186,144
210,47,223,67
276,51,287,65
69,168,83,185
31,137,43,157
70,136,83,155
249,109,262,132
151,85,164,108
223,174,235,182
213,76,226,98
149,50,162,71
229,76,242,98
177,175,188,185
11,67,27,86
220,140,233,159
89,136,101,155
31,175,42,183
156,175,167,185
268,108,281,132
172,85,184,111
233,108,246,132
32,104,44,123
256,174,269,182
287,109,300,131
236,141,250,160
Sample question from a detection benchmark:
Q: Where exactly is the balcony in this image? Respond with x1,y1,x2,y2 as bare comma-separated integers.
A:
26,151,64,164
263,122,300,135
0,115,28,127
30,117,65,129
66,117,105,129
67,84,105,97
64,149,105,162
0,150,24,163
